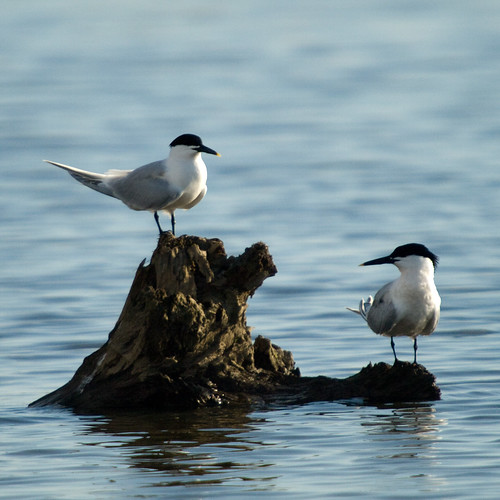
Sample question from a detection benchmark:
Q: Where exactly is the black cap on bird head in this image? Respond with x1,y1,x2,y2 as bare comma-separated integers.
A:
390,243,439,269
170,134,220,156
170,134,203,148
362,243,439,269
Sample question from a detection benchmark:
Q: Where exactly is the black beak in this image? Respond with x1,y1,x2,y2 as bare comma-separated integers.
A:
197,144,220,156
360,255,394,267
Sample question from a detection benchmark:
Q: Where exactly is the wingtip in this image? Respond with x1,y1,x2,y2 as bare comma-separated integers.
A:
346,306,361,315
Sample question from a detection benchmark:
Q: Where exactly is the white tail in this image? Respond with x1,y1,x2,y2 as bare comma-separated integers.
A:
346,295,373,322
44,160,116,198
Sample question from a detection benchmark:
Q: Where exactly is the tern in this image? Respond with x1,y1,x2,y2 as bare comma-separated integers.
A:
45,133,220,235
347,243,441,364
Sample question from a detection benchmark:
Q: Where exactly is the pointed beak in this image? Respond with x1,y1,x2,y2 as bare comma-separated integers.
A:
198,144,221,156
360,255,394,267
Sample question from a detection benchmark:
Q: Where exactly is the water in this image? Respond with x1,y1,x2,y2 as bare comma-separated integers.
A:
2,0,500,497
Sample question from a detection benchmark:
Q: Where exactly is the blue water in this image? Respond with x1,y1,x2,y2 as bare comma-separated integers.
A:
2,0,500,498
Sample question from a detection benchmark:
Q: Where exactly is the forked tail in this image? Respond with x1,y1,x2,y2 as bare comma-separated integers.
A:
346,295,373,322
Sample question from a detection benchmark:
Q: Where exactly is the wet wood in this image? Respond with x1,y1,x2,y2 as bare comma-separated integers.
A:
30,234,440,411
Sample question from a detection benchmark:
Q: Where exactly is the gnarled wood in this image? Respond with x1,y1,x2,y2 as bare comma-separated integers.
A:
30,234,439,411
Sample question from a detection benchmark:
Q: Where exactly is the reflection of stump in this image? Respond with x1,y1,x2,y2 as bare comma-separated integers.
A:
30,235,440,411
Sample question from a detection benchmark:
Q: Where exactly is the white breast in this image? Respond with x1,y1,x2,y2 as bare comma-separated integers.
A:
163,154,207,210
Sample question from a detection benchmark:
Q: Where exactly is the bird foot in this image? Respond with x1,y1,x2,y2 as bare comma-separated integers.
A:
158,230,176,239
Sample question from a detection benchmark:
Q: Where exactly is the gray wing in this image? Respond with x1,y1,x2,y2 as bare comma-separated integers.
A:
107,160,181,211
422,308,440,336
366,282,398,335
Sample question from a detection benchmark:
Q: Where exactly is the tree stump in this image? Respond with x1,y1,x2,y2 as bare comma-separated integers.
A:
30,234,440,411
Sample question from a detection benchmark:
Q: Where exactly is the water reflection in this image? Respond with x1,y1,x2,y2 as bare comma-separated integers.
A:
75,402,449,492
360,404,446,459
77,406,273,487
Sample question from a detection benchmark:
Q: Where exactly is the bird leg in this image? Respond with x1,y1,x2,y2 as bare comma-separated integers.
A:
154,211,164,235
413,337,418,364
154,212,176,236
390,337,398,362
170,213,176,235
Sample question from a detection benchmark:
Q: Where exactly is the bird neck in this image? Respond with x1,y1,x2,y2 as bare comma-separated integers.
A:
397,259,436,288
166,151,207,185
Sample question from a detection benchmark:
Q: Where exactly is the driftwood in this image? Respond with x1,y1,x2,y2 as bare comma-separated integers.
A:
30,234,440,411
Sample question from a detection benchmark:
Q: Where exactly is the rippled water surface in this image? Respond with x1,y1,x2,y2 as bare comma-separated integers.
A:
2,1,500,498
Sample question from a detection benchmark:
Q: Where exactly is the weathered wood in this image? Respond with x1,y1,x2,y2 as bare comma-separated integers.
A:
30,234,440,411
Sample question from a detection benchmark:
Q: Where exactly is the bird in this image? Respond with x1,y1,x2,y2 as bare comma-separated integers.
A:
44,133,220,235
347,243,441,364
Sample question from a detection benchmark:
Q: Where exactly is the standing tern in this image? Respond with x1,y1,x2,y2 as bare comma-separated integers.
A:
45,133,220,235
347,243,441,364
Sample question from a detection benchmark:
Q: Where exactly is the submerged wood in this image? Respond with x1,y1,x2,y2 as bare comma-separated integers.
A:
30,234,440,411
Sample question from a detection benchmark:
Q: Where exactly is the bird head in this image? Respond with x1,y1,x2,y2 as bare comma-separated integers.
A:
360,243,439,271
169,134,220,157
